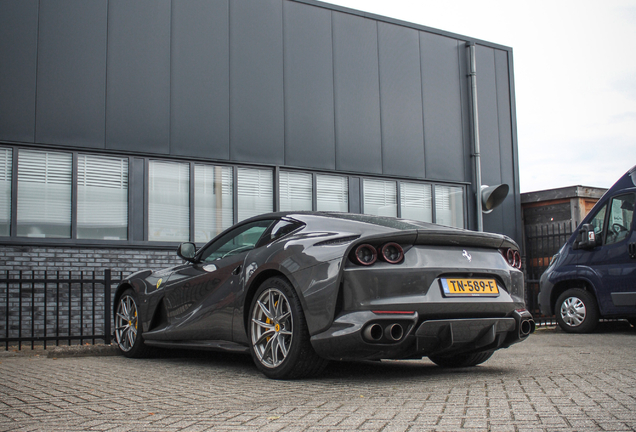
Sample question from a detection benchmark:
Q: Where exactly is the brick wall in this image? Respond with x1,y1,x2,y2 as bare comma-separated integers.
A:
0,245,184,275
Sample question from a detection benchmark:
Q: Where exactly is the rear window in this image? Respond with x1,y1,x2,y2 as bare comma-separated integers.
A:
325,213,435,231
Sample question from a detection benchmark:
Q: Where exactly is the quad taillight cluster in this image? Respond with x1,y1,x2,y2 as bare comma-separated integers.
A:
502,248,522,269
352,242,404,266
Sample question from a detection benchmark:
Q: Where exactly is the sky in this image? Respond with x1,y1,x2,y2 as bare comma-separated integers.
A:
324,0,636,193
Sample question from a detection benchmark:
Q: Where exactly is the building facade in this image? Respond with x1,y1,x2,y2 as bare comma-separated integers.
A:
0,0,521,274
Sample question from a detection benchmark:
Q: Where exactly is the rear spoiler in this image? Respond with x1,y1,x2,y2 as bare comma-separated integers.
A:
415,229,517,250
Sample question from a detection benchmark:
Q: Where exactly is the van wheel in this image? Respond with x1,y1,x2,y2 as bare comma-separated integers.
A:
555,288,599,333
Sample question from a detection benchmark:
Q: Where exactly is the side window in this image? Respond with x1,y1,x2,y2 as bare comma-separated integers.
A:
589,204,607,239
606,194,635,245
199,219,274,262
263,220,304,245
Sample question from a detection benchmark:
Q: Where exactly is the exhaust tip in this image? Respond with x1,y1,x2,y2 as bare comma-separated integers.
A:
520,319,534,337
386,323,404,341
363,324,383,341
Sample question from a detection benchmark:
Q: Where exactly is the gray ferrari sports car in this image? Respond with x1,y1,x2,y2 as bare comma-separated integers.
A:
114,212,534,379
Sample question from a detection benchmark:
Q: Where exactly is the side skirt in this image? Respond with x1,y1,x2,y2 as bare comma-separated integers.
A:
144,339,250,354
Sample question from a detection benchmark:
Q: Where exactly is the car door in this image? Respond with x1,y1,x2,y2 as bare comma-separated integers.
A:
160,219,276,341
578,193,636,315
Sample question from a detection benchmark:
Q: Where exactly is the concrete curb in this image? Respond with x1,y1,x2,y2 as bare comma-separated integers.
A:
47,344,121,359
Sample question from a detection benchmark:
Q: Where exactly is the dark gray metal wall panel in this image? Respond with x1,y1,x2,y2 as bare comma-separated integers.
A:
283,1,335,170
229,0,284,164
105,0,171,154
377,22,425,178
494,49,517,240
420,32,464,182
332,11,382,174
475,45,505,234
171,0,229,160
0,0,38,143
35,0,107,148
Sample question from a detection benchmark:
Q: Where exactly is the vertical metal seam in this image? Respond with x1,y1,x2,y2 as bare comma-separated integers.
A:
418,31,426,179
104,0,110,147
376,21,384,175
33,1,41,143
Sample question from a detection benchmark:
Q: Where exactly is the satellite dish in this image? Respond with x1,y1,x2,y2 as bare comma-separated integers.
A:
481,184,509,214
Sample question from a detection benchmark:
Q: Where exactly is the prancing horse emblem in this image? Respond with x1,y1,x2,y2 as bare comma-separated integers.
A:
462,250,472,262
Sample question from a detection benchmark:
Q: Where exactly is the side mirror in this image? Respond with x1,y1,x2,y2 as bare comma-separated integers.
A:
177,242,197,262
575,224,598,250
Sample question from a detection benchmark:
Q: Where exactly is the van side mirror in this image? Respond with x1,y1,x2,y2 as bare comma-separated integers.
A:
575,224,598,250
177,242,197,262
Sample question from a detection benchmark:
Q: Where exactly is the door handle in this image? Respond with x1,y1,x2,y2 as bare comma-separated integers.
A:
232,264,243,275
629,243,636,259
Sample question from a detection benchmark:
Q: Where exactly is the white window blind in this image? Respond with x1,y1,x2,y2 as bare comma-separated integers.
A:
435,185,464,228
17,150,72,238
148,161,190,242
237,167,273,222
400,182,432,222
279,171,312,211
77,155,128,240
0,148,12,236
363,179,397,217
194,164,233,243
316,174,348,212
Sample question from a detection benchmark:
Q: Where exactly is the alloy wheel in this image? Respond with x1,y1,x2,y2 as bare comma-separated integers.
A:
115,294,138,352
250,288,293,368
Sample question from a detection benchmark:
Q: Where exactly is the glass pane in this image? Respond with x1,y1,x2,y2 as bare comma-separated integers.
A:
363,179,397,217
237,167,273,222
606,194,634,245
279,171,312,211
0,148,11,236
400,182,432,222
148,161,190,242
589,205,607,237
434,185,464,228
316,174,348,212
200,219,274,262
77,155,128,240
17,150,72,238
194,164,233,243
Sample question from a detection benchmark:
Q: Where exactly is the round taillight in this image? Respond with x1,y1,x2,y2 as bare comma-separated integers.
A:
354,244,377,266
379,242,404,264
506,248,515,266
504,248,522,269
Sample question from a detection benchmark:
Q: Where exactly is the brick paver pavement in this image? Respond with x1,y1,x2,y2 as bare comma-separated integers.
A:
0,324,635,431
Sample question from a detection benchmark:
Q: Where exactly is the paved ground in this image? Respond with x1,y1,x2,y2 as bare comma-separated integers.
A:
1,323,635,432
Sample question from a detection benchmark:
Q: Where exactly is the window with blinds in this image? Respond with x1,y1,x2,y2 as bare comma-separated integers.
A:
435,185,464,228
279,171,312,212
17,150,72,238
363,179,397,217
316,174,348,212
77,155,128,240
0,148,12,236
194,164,233,243
237,167,273,222
148,161,190,242
400,182,432,222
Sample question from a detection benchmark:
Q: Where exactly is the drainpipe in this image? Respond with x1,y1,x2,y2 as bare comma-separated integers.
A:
468,42,483,231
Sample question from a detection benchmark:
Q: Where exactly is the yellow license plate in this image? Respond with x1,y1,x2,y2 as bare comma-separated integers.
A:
441,278,500,297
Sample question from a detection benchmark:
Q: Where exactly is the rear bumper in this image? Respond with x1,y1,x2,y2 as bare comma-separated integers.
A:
310,309,534,361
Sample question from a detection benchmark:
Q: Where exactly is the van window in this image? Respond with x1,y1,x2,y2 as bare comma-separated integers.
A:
606,194,634,245
589,205,607,238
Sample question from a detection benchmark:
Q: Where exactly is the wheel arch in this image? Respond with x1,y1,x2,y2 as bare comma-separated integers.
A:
243,269,293,335
550,279,598,315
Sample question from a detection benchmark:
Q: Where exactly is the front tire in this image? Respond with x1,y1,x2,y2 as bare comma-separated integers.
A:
114,289,151,358
248,277,328,379
429,351,494,368
555,288,599,333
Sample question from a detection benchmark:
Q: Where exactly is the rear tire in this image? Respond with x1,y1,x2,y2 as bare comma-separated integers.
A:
555,288,599,333
429,351,494,368
248,277,328,379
